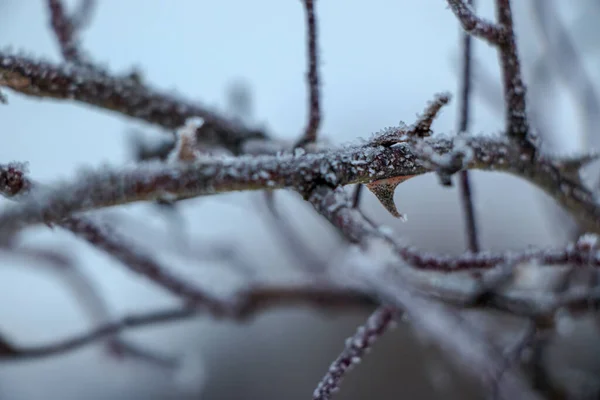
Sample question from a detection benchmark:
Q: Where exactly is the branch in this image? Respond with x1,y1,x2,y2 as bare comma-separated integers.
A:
456,0,480,253
0,131,599,238
494,0,532,151
0,286,373,361
296,0,322,147
0,246,173,366
308,185,600,318
445,0,534,153
445,0,505,44
0,52,266,153
312,306,396,400
46,0,88,64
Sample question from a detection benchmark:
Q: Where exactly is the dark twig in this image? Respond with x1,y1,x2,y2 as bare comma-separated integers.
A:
296,0,322,147
351,184,363,209
493,0,534,153
491,322,538,399
46,0,86,63
0,287,373,362
445,0,505,44
0,53,266,153
0,163,262,306
411,92,451,137
445,0,535,154
0,247,173,366
312,306,395,400
456,0,480,253
355,264,541,399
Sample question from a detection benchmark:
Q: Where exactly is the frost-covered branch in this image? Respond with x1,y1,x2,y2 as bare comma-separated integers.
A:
312,306,396,400
309,185,600,318
455,0,480,253
0,52,266,153
46,0,90,64
445,0,505,44
0,286,373,361
0,246,174,366
1,131,599,240
296,0,322,147
445,0,535,153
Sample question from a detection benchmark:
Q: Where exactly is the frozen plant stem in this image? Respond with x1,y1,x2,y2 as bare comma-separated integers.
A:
47,0,84,63
296,0,321,147
457,0,480,253
445,0,535,154
312,306,395,400
0,53,266,153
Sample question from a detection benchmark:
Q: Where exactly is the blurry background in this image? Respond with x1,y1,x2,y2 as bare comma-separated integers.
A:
0,0,598,399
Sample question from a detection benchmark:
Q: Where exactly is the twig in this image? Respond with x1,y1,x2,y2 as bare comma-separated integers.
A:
445,0,535,153
411,92,451,137
312,306,395,400
308,186,600,318
456,0,480,252
0,52,266,153
0,287,373,361
493,0,533,152
351,184,363,209
296,0,321,147
491,322,538,399
4,130,598,235
0,246,172,366
445,0,505,44
46,0,86,63
353,259,541,399
0,163,263,307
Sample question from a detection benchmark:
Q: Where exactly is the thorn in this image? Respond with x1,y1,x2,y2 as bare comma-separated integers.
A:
555,153,599,178
366,176,413,218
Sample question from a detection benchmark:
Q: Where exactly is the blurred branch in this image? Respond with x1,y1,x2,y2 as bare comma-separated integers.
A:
456,0,480,253
446,0,535,153
0,286,374,361
312,306,396,400
296,0,322,147
0,246,173,366
0,52,267,153
46,0,90,64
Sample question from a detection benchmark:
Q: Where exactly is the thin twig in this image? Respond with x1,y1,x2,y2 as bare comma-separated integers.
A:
312,306,395,400
0,287,373,361
457,0,480,253
0,52,267,153
296,0,321,147
445,0,535,153
411,92,451,137
445,0,505,44
46,0,85,63
0,247,173,366
494,0,534,152
351,185,363,209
